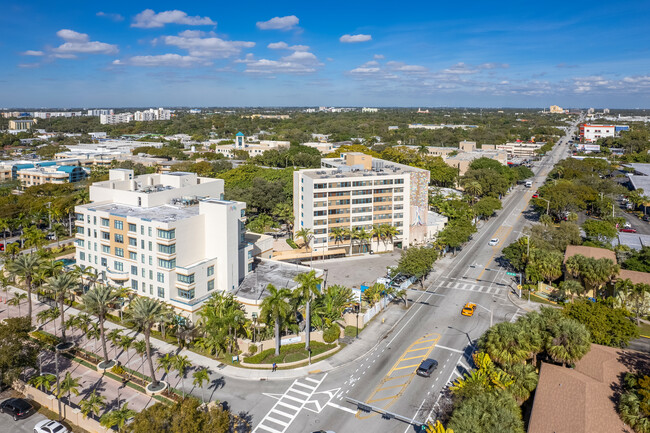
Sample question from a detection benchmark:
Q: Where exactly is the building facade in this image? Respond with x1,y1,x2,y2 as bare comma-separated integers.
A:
293,153,431,255
74,169,252,320
580,124,616,142
9,119,36,130
100,113,134,125
17,165,88,187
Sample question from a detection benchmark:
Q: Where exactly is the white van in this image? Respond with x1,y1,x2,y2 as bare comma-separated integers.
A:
525,181,533,188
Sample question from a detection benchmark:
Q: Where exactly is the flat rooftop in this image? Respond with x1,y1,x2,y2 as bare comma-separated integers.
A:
83,202,199,223
304,158,425,180
233,259,322,301
446,150,506,161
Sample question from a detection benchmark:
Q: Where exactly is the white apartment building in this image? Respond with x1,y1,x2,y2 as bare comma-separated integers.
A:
88,109,114,117
580,124,616,142
293,153,432,255
134,108,172,122
100,113,134,125
74,169,252,321
484,141,544,157
362,107,379,113
214,132,290,158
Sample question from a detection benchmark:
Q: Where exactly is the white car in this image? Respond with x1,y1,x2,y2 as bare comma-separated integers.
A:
488,238,499,246
34,420,69,433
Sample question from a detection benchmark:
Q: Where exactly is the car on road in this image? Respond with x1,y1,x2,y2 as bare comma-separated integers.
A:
461,303,477,317
643,215,650,222
620,228,637,233
624,222,632,229
0,398,32,421
532,191,539,198
34,420,69,433
488,238,499,246
416,359,438,377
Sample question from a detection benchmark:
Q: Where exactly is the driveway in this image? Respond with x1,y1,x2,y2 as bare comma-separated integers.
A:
314,250,402,288
0,390,55,433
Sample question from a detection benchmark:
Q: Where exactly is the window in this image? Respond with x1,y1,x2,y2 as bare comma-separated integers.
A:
158,258,176,269
129,237,137,247
149,256,153,266
101,258,107,267
76,226,84,234
141,268,145,278
207,280,214,291
140,254,145,263
114,261,123,271
76,239,84,247
114,234,124,243
115,248,124,257
157,287,165,298
149,270,153,280
248,250,253,259
158,244,176,254
76,213,84,221
157,229,175,239
141,240,145,249
248,263,253,272
101,218,109,227
149,284,153,295
129,251,137,260
148,227,152,237
132,280,138,290
148,241,152,251
128,223,137,232
102,245,110,254
157,272,165,283
140,225,144,235
101,231,110,240
207,266,214,276
177,288,195,300
177,274,195,284
79,252,85,261
241,209,245,217
114,220,123,230
131,265,138,275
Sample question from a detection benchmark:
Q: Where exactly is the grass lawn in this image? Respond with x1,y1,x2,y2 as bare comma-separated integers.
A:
344,325,361,337
243,341,337,365
638,322,650,338
522,290,556,306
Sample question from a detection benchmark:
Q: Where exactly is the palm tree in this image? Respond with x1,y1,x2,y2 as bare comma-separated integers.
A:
0,218,10,249
127,297,166,388
46,273,78,341
78,390,106,420
172,354,192,397
503,363,538,403
580,258,619,300
100,403,136,433
107,328,123,358
55,371,81,410
558,280,585,302
478,322,531,367
132,339,147,379
295,227,313,251
8,292,27,317
627,283,650,325
381,224,398,247
6,253,44,323
82,285,120,364
330,227,346,247
260,284,292,356
464,181,482,204
546,318,591,367
51,223,67,247
294,270,323,351
36,307,60,335
85,322,101,353
192,368,210,404
156,353,175,380
371,225,383,250
118,335,135,365
29,373,57,392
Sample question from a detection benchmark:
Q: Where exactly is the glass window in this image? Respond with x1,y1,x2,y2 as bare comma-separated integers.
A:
157,287,165,298
114,261,123,271
177,274,195,284
131,280,138,290
114,234,124,243
131,265,137,275
141,268,145,278
157,229,175,239
102,245,110,253
128,223,137,232
129,237,137,247
157,272,164,283
148,227,152,237
149,256,153,265
101,257,107,267
140,225,144,235
149,270,153,280
100,218,109,227
248,263,253,272
177,288,195,300
158,258,176,269
76,213,84,221
115,248,124,257
158,244,176,254
101,231,110,240
207,279,214,291
148,241,152,251
207,266,214,276
75,239,84,247
141,254,145,264
79,252,85,261
141,240,144,249
129,251,137,260
76,226,84,234
114,220,123,230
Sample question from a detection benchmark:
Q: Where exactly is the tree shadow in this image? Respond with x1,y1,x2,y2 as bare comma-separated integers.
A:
234,410,253,433
208,376,226,402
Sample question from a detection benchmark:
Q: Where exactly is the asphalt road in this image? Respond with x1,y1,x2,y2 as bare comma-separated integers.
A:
247,123,579,433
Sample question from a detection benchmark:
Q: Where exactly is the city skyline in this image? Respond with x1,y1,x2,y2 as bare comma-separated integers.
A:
2,1,649,108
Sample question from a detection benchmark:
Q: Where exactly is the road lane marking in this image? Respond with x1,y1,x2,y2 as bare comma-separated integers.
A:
434,345,465,354
327,402,357,414
391,363,421,371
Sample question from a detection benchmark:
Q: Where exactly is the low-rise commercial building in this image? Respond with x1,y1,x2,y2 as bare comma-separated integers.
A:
484,141,544,157
579,124,629,142
74,169,254,321
9,119,37,130
214,132,290,158
17,165,88,187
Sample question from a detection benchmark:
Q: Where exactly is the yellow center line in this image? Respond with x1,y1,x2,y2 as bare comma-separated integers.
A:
375,383,410,392
391,364,421,372
367,395,401,404
383,373,412,382
400,355,429,362
405,347,431,353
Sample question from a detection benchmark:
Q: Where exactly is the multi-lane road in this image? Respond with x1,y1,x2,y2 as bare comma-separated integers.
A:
243,123,579,433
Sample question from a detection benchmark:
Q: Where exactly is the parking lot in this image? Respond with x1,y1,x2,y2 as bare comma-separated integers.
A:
315,250,402,288
0,389,63,433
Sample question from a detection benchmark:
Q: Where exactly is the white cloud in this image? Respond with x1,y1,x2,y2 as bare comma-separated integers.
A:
132,9,215,28
478,62,509,70
441,62,478,75
96,11,124,22
162,31,254,59
21,50,44,56
18,63,40,68
340,34,372,43
373,54,384,60
114,54,210,67
52,29,118,56
267,41,309,51
386,61,427,73
241,50,323,75
256,15,299,31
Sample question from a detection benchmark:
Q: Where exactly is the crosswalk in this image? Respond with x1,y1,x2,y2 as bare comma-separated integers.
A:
436,278,508,295
254,374,327,433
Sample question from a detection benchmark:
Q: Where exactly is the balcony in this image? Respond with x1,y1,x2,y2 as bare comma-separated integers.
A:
106,268,129,283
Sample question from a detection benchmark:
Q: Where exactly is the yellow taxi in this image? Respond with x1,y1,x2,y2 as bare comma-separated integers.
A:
461,303,476,317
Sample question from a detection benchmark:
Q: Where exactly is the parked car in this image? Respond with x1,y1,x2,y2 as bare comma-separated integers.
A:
416,359,439,377
34,420,69,433
642,215,650,222
0,398,32,420
620,228,637,233
532,191,539,198
461,303,477,317
488,238,499,246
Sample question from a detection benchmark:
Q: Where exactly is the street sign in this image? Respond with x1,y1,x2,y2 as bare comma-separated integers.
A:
517,285,522,290
506,272,517,276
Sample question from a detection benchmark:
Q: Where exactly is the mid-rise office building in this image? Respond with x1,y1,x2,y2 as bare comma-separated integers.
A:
9,119,36,130
293,153,432,255
579,124,628,142
100,113,134,125
74,169,252,320
134,108,172,122
17,165,88,187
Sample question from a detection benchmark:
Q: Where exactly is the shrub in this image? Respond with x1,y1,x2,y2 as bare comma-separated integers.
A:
111,365,125,375
286,239,298,249
323,323,341,343
248,344,258,355
31,330,60,347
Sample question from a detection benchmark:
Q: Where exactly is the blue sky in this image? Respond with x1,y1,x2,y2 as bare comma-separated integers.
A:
1,1,649,108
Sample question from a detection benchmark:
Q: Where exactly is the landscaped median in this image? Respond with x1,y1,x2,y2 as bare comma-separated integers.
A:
241,342,340,369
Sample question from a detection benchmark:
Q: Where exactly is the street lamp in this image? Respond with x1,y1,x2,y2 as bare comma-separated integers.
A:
475,296,496,328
